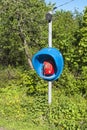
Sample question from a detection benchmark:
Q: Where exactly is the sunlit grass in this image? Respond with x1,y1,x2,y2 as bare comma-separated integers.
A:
0,118,51,130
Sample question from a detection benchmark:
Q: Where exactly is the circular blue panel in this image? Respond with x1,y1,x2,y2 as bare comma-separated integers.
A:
32,48,64,81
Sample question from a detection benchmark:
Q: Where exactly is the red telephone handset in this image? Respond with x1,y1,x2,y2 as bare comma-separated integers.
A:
43,61,54,76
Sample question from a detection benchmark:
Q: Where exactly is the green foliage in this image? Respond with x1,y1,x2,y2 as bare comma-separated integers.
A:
52,10,84,74
0,85,87,130
77,7,87,71
54,66,79,96
78,66,87,97
0,0,48,66
0,66,48,94
52,10,80,70
47,93,87,129
0,66,87,130
0,0,83,71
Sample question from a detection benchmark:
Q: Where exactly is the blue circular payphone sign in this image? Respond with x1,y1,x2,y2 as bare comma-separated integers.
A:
32,47,64,81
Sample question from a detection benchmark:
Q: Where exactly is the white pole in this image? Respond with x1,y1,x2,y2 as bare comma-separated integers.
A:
48,20,52,48
48,81,52,104
48,17,52,105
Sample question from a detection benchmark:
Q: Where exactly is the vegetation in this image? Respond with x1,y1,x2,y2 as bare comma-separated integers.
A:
0,0,87,129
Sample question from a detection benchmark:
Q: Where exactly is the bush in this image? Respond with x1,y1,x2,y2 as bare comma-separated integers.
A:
54,66,78,95
79,66,87,98
0,66,87,130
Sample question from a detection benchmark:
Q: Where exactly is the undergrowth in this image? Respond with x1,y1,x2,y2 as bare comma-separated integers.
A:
0,66,87,130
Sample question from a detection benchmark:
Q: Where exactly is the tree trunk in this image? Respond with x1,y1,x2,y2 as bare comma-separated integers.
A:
19,27,33,69
23,38,33,69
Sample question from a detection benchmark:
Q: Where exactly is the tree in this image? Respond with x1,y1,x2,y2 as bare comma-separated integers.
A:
0,0,48,68
52,10,81,73
78,7,87,70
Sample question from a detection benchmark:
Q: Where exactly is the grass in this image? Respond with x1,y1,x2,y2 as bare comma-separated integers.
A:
0,117,55,130
0,67,87,130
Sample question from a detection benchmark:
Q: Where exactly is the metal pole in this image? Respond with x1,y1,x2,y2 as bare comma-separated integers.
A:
46,11,53,104
48,20,52,48
48,15,52,105
48,81,52,104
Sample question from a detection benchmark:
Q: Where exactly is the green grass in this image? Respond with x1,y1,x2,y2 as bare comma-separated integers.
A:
0,118,49,130
0,67,87,130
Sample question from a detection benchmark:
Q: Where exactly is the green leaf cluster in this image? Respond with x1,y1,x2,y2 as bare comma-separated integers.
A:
0,66,87,129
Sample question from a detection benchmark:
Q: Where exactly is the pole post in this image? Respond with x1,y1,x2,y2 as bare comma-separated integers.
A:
48,19,52,48
48,17,52,104
46,11,52,104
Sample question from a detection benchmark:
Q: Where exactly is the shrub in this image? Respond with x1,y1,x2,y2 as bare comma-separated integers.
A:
0,66,87,130
54,66,78,95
